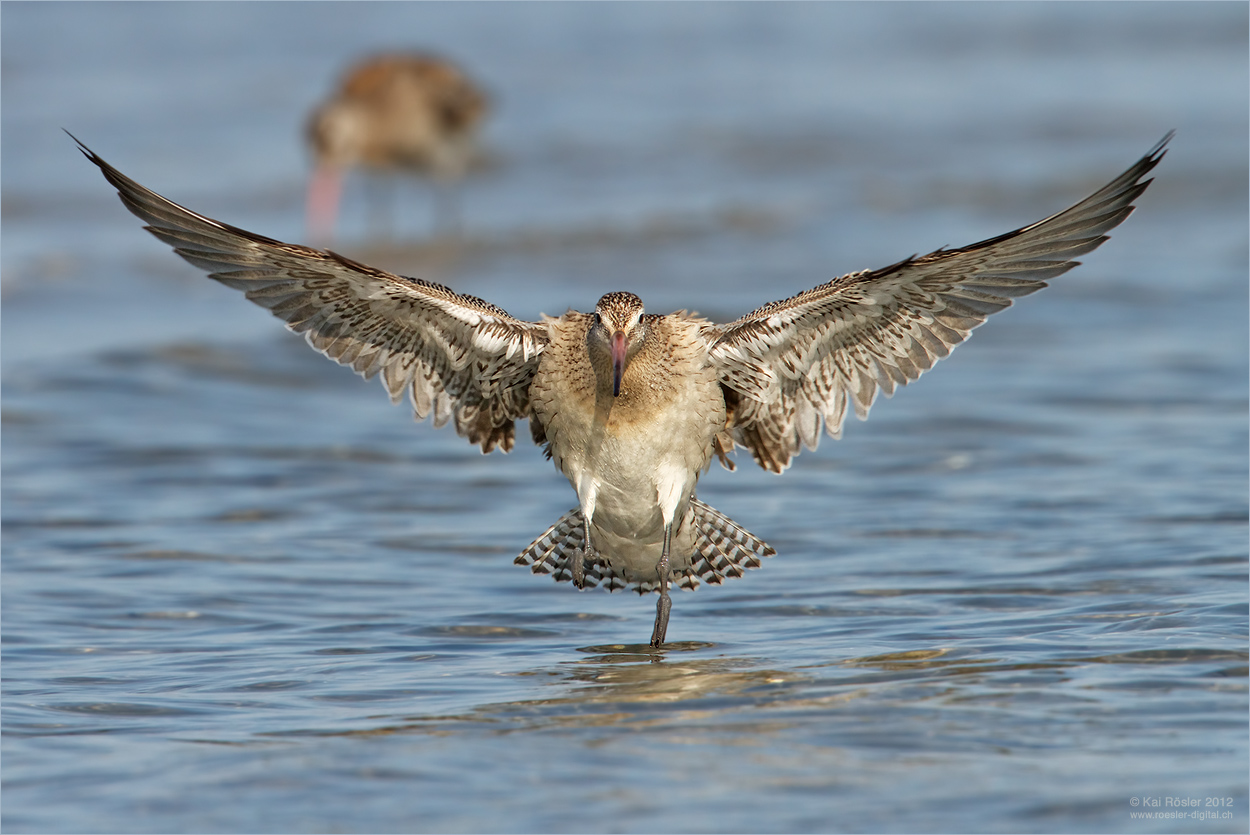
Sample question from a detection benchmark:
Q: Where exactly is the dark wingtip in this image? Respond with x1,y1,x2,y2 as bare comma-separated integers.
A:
64,129,95,161
1143,131,1175,170
1153,130,1176,157
64,130,116,178
1130,131,1174,192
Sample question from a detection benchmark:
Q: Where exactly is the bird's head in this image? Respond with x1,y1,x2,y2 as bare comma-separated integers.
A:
590,291,646,397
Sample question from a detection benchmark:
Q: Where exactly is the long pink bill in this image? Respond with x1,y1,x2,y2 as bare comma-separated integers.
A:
611,331,628,396
306,164,342,244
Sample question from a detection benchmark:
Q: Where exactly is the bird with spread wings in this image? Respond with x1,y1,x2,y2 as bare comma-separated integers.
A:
76,132,1170,646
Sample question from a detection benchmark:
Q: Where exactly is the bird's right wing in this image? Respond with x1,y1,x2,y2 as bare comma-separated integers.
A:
77,137,547,452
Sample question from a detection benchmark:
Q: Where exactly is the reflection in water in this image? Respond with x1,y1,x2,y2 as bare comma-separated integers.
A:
562,643,799,704
239,634,1248,770
277,642,1250,742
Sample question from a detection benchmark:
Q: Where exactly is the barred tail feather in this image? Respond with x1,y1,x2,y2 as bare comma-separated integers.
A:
686,498,776,588
513,509,630,592
514,500,774,595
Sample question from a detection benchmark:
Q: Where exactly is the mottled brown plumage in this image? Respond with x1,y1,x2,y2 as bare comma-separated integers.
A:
306,53,489,239
76,132,1170,646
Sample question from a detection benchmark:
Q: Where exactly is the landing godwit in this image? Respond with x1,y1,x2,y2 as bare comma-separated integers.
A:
77,133,1170,647
305,53,489,240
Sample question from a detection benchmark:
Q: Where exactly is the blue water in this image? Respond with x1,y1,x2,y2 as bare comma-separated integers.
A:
3,3,1247,833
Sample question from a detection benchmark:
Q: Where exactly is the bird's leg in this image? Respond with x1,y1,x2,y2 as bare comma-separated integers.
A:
573,489,600,590
572,517,590,589
650,523,673,648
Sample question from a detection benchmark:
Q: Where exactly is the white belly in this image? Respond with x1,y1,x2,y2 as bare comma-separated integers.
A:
530,311,726,580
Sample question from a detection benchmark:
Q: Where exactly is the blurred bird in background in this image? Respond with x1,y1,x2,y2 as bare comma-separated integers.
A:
305,52,490,242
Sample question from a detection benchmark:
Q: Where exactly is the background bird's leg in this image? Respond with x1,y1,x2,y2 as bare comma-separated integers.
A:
433,180,463,240
305,164,342,245
650,524,673,647
366,173,395,241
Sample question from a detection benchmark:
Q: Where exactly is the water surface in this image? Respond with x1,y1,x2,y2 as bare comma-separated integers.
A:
3,4,1247,832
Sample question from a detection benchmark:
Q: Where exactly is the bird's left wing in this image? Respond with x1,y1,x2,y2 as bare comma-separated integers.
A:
706,133,1171,473
77,137,547,453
